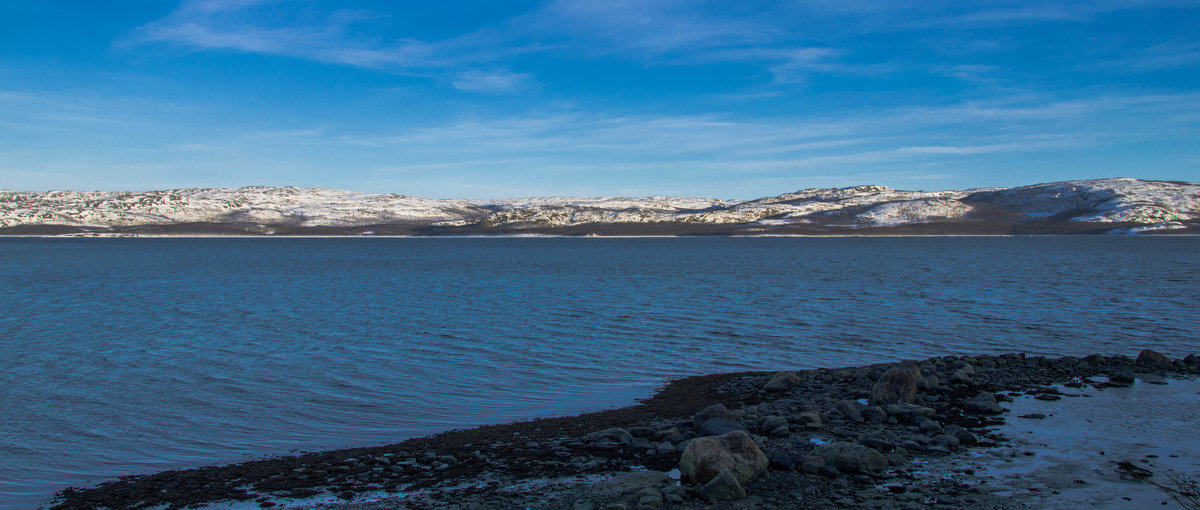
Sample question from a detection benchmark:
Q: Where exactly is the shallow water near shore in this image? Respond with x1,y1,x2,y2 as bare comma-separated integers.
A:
2,236,1199,508
941,377,1200,509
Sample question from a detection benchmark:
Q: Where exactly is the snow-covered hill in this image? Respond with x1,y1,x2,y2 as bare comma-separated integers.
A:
1,178,1197,235
965,179,1200,227
0,187,491,228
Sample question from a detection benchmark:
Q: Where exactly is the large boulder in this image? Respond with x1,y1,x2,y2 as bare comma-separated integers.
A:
692,404,733,428
699,468,745,501
763,371,802,392
679,430,768,485
814,442,888,474
1137,349,1173,369
872,364,920,405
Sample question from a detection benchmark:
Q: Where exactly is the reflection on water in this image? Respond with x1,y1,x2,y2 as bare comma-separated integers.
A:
962,377,1200,509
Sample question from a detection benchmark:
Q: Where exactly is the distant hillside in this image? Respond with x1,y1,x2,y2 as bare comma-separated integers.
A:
2,178,1197,236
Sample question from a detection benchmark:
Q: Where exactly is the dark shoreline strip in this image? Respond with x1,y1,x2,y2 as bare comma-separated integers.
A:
49,372,763,509
49,352,1200,510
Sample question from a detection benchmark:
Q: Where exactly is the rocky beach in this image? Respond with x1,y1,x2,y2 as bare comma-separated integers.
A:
45,350,1200,510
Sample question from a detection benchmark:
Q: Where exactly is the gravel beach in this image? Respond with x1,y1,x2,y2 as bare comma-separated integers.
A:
47,350,1200,510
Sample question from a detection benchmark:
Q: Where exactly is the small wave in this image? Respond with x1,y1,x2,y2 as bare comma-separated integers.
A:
3,236,1198,506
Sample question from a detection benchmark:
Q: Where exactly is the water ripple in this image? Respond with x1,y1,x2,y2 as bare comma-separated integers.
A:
1,237,1198,508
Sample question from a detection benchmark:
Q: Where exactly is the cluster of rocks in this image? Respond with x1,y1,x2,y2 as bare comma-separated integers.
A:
554,349,1199,510
51,350,1200,510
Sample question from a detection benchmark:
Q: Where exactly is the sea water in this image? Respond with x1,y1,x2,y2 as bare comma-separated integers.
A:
2,236,1198,508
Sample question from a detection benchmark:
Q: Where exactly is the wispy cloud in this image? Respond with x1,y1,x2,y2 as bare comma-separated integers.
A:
0,88,184,133
122,0,877,89
1085,40,1200,72
13,2,1199,195
257,93,1199,177
5,89,1198,196
113,0,1200,97
451,69,534,94
157,91,1198,161
931,64,1002,83
531,0,776,58
815,0,1194,28
521,1,887,82
125,0,440,68
932,4,1093,25
141,0,1186,91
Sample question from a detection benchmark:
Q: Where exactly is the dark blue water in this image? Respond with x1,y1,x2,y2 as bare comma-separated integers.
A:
2,237,1198,508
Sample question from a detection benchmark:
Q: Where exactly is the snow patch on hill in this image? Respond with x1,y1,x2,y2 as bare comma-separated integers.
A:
1,178,1196,233
678,186,977,226
0,187,489,228
967,178,1200,224
854,199,976,226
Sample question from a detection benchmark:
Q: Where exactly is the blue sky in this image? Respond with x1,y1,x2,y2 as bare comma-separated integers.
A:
1,0,1197,198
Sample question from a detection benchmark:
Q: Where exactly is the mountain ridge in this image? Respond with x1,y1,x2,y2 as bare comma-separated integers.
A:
2,178,1197,236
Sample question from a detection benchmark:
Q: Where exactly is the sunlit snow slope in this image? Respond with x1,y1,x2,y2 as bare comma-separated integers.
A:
1,178,1196,235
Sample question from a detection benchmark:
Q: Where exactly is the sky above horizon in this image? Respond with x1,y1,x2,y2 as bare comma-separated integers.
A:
1,1,1198,199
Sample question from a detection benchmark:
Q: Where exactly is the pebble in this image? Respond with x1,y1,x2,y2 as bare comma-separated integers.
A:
769,451,796,471
961,392,1005,414
800,454,825,474
697,418,748,437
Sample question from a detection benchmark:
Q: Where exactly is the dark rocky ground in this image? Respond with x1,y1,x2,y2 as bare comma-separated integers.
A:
48,351,1200,510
